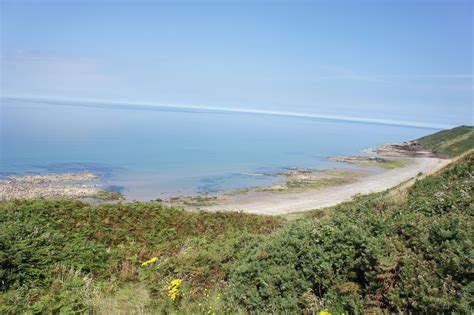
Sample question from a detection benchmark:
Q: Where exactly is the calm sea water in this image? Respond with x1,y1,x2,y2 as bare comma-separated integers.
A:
1,98,439,200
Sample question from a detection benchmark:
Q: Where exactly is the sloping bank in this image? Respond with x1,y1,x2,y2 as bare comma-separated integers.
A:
226,150,473,313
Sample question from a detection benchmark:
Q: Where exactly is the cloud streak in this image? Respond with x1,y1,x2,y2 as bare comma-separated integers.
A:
311,65,473,81
2,96,455,130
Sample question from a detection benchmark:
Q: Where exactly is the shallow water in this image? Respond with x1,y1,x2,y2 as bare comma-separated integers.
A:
1,98,439,200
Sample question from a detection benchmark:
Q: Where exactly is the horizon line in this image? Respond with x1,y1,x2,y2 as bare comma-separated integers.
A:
1,95,456,130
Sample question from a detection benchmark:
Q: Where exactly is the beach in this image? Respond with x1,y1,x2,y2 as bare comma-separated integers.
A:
0,141,451,212
199,156,450,215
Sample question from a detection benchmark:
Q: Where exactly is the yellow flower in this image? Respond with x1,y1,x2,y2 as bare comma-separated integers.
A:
141,257,158,267
168,278,182,301
170,279,182,287
319,311,330,315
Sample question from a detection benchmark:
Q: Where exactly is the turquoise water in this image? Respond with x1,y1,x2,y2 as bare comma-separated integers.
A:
1,98,439,200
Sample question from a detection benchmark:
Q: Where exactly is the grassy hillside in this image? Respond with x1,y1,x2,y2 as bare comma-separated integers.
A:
228,152,473,313
1,128,473,313
416,125,474,158
0,201,282,313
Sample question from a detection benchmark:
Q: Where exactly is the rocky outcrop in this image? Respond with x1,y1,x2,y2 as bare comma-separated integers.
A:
329,156,388,164
369,141,437,157
0,172,101,200
8,172,97,183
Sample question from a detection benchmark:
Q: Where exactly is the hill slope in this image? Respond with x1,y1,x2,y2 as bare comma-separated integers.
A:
416,125,474,158
227,151,473,313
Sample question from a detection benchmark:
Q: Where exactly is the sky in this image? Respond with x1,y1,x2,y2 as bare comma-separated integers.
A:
1,0,473,126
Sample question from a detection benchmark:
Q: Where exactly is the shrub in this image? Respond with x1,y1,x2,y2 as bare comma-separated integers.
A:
227,153,473,313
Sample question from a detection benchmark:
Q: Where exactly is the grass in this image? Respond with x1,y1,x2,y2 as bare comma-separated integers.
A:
321,168,364,177
225,187,258,196
184,201,215,207
0,198,284,313
94,191,124,201
417,125,474,158
358,158,410,169
86,282,150,314
169,195,220,207
257,176,356,194
227,152,473,313
331,156,411,169
226,169,362,195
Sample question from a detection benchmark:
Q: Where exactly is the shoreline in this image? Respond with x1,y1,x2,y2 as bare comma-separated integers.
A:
196,156,450,215
0,143,450,209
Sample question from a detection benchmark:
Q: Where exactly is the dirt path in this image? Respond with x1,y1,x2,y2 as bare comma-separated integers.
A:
203,157,451,215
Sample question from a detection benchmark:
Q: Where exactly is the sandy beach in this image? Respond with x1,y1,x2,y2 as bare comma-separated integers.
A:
0,140,452,212
201,156,451,215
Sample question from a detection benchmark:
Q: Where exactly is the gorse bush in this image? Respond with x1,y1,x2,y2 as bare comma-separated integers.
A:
0,200,282,313
227,152,473,313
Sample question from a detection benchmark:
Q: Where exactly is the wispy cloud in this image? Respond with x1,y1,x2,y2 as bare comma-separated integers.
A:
311,65,473,82
1,53,123,95
372,74,474,79
2,96,455,130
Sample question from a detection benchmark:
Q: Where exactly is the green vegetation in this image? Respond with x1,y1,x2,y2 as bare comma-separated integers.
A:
1,127,472,313
225,186,256,196
321,169,364,177
184,200,216,207
228,152,473,313
417,125,474,158
331,156,411,170
94,190,124,201
227,169,362,195
169,195,220,207
2,153,471,313
0,200,282,313
257,176,356,194
359,158,410,169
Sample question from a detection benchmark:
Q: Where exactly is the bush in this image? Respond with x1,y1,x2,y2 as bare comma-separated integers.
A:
0,199,282,312
227,153,473,313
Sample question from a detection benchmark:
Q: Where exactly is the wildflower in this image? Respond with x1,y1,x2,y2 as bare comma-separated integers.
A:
319,311,330,315
141,257,158,267
168,278,182,301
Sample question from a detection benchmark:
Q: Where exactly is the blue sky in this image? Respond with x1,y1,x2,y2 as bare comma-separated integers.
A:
1,0,473,126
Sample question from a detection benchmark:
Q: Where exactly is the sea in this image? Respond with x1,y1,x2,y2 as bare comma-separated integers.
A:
0,98,441,200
